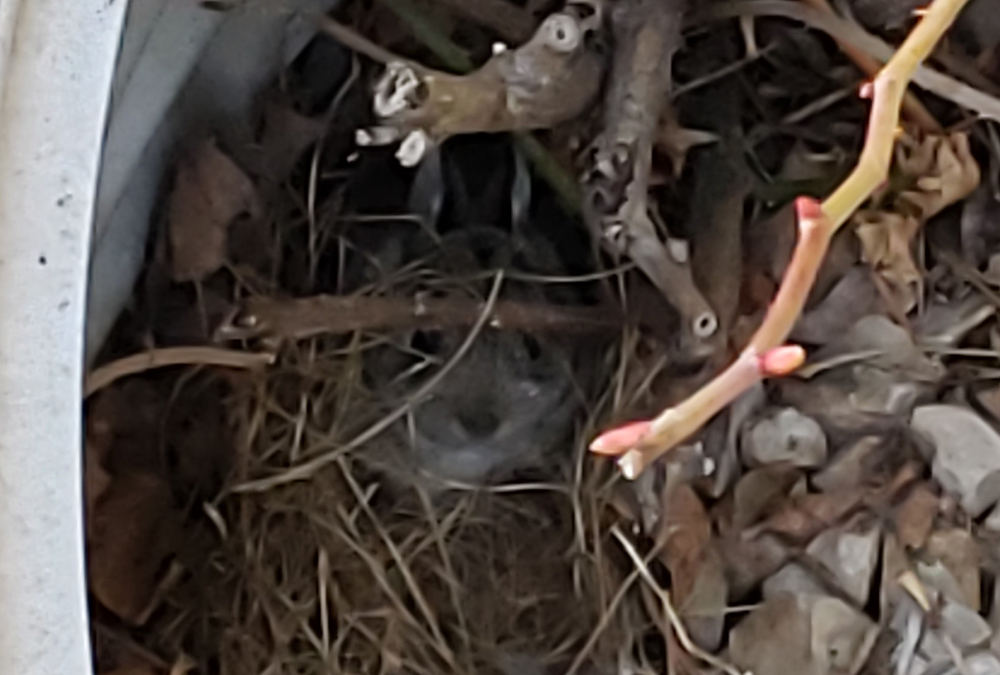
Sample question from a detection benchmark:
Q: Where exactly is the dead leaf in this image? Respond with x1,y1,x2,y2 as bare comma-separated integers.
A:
896,132,980,219
88,470,182,623
680,544,728,651
168,138,261,282
658,483,711,605
852,132,980,313
758,489,865,542
733,465,801,529
854,211,921,309
894,484,938,549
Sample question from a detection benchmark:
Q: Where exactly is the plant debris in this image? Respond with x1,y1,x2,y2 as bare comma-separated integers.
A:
84,0,1000,674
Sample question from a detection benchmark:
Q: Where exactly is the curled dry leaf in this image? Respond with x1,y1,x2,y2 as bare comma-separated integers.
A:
854,211,921,311
895,132,981,219
853,132,980,311
168,138,261,282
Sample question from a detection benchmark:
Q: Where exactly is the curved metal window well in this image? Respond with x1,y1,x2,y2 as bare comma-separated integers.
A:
0,0,127,674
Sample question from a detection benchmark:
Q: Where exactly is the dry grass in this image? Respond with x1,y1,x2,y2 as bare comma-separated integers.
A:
114,309,651,675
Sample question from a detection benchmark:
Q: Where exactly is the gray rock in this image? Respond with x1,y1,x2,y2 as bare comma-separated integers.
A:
940,600,991,648
911,405,1000,517
742,408,827,468
806,521,881,605
763,563,824,599
965,651,1000,675
731,592,878,675
813,436,882,493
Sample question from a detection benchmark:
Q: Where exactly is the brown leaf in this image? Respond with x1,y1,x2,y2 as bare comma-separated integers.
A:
658,483,711,605
758,489,865,542
88,470,181,623
894,484,939,550
854,211,921,309
168,138,260,282
733,465,801,529
896,132,980,219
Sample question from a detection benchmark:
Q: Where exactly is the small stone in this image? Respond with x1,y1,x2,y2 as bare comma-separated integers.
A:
940,600,991,647
966,651,1000,675
925,528,980,610
731,592,877,675
742,408,827,468
806,520,881,605
911,405,1000,517
763,563,824,599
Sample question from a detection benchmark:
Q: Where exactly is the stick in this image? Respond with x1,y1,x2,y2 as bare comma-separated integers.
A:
798,0,941,132
220,293,620,342
694,1,1000,122
85,347,275,397
612,527,745,675
231,272,505,492
592,0,972,478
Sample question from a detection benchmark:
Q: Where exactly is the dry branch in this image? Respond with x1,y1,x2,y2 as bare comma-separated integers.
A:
218,293,621,342
583,0,721,361
85,347,275,397
592,0,973,478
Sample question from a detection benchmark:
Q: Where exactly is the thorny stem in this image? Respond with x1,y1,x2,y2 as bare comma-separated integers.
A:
593,0,972,479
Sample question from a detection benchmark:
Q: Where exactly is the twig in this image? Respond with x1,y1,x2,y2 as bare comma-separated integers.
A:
798,0,941,132
321,7,586,212
84,347,275,397
584,0,722,357
563,567,642,675
219,293,619,342
611,527,745,675
231,272,504,492
593,0,972,478
694,1,1000,122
